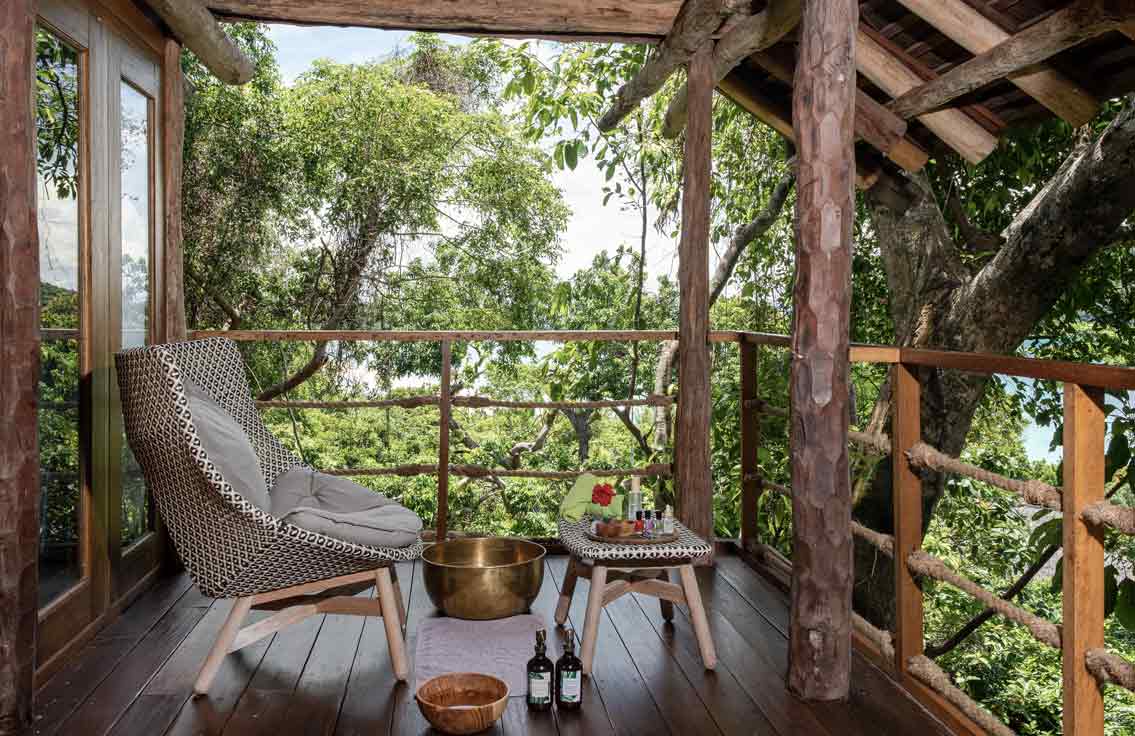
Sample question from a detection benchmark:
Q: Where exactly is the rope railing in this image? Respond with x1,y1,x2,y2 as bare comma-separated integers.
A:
848,430,892,456
258,395,440,410
1086,648,1135,692
322,463,673,480
906,442,1063,511
1081,500,1135,535
907,551,1061,650
907,656,1017,736
742,474,894,555
452,394,673,410
853,613,895,662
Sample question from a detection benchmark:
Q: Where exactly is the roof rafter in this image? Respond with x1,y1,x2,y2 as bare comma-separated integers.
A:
889,0,1135,122
893,0,1100,127
149,0,254,84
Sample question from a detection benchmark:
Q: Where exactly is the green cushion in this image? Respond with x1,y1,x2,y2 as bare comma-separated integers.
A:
559,473,623,521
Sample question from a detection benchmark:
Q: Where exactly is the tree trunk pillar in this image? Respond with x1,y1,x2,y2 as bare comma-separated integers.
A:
162,38,187,343
787,0,856,701
0,0,41,731
675,42,714,559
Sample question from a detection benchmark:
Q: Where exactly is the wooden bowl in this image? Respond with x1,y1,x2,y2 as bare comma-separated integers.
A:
415,673,509,735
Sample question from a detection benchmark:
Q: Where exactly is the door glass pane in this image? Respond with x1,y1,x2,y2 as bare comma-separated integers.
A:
119,81,151,546
36,27,84,605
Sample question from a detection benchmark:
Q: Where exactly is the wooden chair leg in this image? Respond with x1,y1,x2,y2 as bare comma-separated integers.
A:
194,596,253,695
555,556,580,626
679,565,716,670
580,564,607,676
377,567,409,681
657,569,675,622
389,565,407,629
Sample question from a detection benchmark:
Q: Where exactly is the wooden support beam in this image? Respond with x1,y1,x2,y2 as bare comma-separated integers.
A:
857,28,999,164
437,340,452,541
750,47,929,172
894,0,1099,127
892,363,925,681
890,0,1134,121
786,0,855,702
597,0,741,131
739,342,761,550
1062,383,1106,736
662,0,801,138
162,39,188,342
675,43,714,561
207,0,684,41
145,0,254,84
716,73,883,190
0,0,40,730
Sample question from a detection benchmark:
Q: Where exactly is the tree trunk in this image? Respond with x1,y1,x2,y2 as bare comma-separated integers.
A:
854,97,1135,627
562,409,594,464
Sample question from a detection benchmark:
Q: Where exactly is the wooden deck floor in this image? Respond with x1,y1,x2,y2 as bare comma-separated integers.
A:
33,553,952,736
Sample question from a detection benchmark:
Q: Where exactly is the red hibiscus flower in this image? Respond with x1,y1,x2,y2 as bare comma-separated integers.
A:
591,482,615,506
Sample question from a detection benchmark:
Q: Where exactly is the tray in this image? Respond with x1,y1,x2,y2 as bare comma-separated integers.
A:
585,529,678,545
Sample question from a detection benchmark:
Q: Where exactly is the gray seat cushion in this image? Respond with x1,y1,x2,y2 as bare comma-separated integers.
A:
183,378,270,512
270,466,422,548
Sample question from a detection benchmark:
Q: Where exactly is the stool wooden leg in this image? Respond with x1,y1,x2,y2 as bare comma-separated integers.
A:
556,556,579,626
679,565,716,670
581,564,607,676
657,569,675,622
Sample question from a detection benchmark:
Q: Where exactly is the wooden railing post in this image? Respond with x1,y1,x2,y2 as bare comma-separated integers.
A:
437,340,452,541
1062,382,1106,736
740,341,761,552
892,362,924,678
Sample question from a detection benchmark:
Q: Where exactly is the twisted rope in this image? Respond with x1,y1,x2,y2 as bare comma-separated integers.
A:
323,463,673,480
452,394,673,409
1081,500,1135,535
1086,648,1135,692
258,395,439,409
849,430,892,456
906,443,1062,510
853,613,895,662
907,656,1017,736
907,551,1061,649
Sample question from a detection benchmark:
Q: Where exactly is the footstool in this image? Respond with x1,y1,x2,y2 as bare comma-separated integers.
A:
555,519,717,675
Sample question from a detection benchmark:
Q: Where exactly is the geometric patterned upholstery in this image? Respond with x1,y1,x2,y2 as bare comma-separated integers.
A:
558,518,712,561
116,337,421,598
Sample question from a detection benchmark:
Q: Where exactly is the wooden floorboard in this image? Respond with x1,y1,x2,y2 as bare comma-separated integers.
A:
33,573,196,736
36,555,956,736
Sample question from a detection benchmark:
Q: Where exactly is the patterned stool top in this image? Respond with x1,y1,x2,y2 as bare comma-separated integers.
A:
558,519,712,562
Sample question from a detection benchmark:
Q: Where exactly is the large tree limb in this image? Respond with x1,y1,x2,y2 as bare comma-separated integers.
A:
662,0,801,139
597,0,744,132
146,0,254,84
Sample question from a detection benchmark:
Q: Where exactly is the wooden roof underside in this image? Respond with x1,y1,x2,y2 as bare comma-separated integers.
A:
198,0,1135,171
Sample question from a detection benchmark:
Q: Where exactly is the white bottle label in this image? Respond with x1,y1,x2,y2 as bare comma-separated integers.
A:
528,673,551,703
559,670,581,703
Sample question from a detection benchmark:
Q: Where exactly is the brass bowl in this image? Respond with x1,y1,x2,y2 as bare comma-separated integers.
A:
422,537,545,620
416,672,509,735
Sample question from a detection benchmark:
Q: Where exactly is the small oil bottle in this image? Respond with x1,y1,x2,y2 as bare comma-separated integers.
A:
527,629,554,711
556,630,583,710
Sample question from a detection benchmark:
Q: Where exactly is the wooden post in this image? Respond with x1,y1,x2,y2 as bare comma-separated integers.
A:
437,340,452,540
739,342,761,551
674,42,714,557
892,363,924,679
786,0,856,701
1062,383,1106,736
162,38,187,343
0,0,41,730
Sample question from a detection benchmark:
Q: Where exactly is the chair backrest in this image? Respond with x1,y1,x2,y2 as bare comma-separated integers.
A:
115,338,305,596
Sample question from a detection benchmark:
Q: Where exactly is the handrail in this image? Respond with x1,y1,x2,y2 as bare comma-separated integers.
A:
192,328,739,343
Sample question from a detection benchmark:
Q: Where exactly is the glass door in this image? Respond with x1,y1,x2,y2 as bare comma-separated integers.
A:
108,30,164,602
35,0,168,671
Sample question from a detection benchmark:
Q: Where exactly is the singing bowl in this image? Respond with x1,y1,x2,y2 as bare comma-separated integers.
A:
416,672,509,735
422,537,545,620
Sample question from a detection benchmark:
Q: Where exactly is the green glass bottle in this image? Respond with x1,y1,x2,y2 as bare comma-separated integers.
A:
555,630,583,710
527,629,554,711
